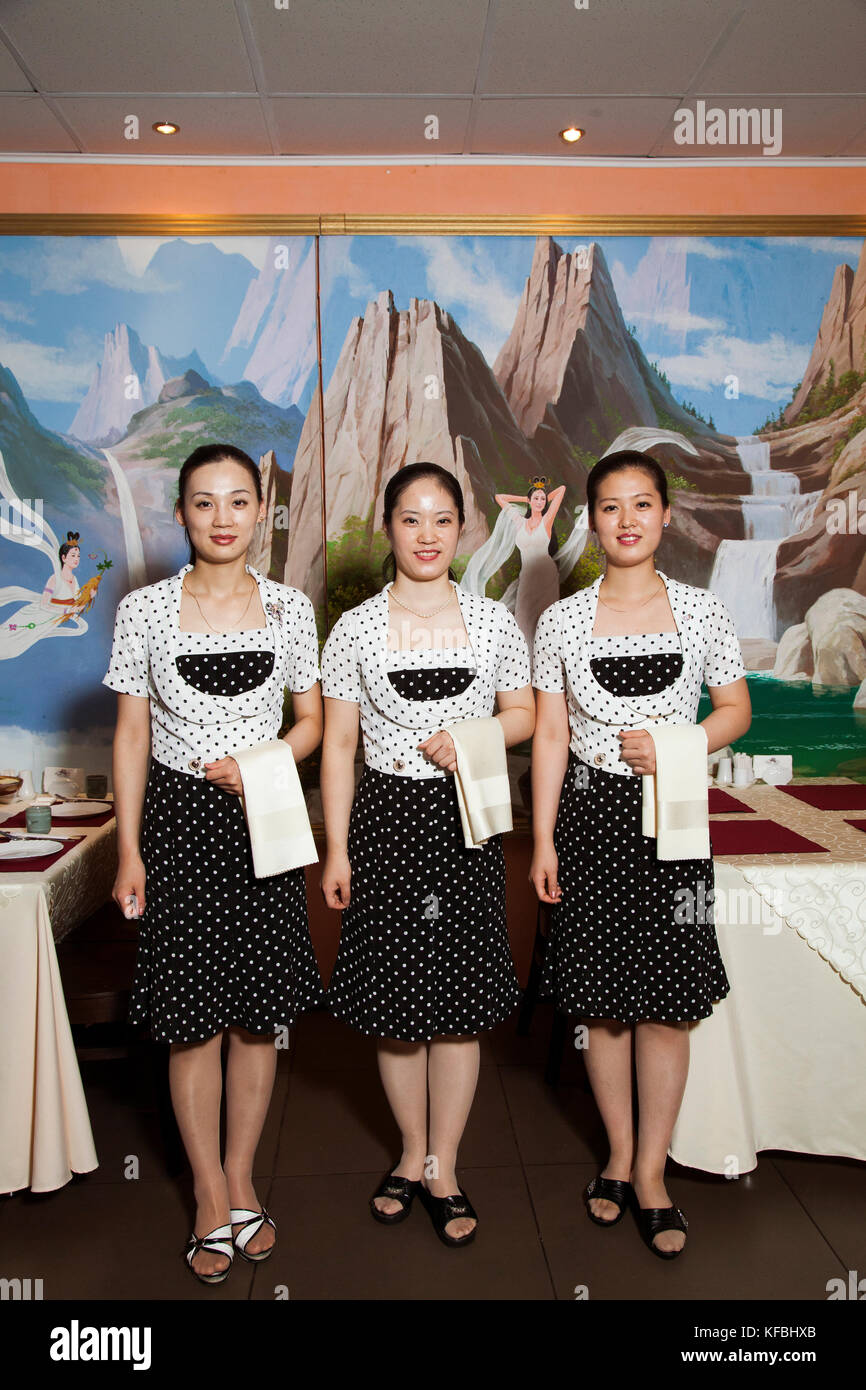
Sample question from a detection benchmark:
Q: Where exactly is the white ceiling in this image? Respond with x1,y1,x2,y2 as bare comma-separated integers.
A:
0,0,864,159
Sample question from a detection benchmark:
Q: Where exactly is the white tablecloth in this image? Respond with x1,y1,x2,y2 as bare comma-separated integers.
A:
670,781,866,1174
0,811,113,1193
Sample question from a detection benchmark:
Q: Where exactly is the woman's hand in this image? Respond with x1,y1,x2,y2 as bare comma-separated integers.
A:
618,728,656,775
113,851,146,918
417,729,458,772
530,841,562,905
321,850,351,909
204,755,244,795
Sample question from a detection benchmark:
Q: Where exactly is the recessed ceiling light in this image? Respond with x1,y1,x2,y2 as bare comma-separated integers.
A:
152,121,179,136
560,126,585,144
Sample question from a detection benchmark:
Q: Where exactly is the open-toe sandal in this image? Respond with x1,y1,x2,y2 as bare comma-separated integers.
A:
185,1224,234,1284
637,1205,688,1259
369,1171,422,1225
419,1184,478,1248
230,1206,276,1263
584,1175,634,1227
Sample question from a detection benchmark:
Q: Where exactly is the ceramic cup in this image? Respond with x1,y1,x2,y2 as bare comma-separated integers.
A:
86,774,108,799
716,757,733,786
25,804,52,834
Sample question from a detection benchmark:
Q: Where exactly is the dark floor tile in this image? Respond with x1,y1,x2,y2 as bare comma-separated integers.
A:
526,1160,848,1300
291,1009,378,1071
75,1054,174,1185
251,1168,553,1300
770,1152,866,1273
499,1066,604,1165
0,1177,256,1300
275,1068,395,1177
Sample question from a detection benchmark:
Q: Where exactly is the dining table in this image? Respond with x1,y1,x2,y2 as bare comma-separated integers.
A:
0,797,114,1195
669,777,866,1175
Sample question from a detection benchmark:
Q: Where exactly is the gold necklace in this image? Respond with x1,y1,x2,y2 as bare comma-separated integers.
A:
388,583,457,619
182,575,257,633
597,577,666,613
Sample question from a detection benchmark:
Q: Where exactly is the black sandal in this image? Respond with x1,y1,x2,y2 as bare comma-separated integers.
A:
637,1205,688,1259
584,1175,633,1226
419,1184,478,1247
369,1171,422,1225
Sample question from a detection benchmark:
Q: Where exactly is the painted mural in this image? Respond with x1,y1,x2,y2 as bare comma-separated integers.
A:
1,232,864,781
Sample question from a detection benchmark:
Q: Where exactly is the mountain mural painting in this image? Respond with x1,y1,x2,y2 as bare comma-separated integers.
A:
0,231,863,779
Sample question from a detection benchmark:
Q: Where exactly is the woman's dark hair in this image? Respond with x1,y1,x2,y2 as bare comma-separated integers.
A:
58,529,81,565
585,450,669,525
176,443,263,563
524,485,559,557
381,462,465,583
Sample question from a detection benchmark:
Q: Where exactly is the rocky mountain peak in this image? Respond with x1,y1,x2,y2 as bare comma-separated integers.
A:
785,240,866,422
157,369,211,403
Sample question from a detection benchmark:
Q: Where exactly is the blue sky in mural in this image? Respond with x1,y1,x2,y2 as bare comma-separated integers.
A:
320,234,864,436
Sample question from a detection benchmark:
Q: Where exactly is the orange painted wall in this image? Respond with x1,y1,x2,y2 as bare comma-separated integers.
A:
0,162,864,219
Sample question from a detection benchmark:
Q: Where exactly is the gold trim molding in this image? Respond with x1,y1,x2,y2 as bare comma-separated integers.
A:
0,214,865,236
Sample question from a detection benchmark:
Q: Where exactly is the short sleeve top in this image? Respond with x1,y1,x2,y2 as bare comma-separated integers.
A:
103,564,320,776
321,581,530,778
532,572,745,775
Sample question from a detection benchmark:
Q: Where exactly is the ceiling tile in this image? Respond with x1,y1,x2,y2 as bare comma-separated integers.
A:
483,0,745,96
652,95,866,157
472,96,680,157
0,0,256,93
0,94,77,151
0,40,33,91
269,96,472,154
249,0,486,96
54,96,272,155
695,0,866,94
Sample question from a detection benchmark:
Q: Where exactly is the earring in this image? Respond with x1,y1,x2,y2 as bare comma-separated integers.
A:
663,522,669,528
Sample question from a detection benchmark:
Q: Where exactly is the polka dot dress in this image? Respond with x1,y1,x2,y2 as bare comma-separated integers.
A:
130,648,325,1045
326,646,521,1041
541,633,730,1024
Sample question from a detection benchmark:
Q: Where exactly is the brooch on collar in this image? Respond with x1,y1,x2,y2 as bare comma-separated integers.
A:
266,600,284,625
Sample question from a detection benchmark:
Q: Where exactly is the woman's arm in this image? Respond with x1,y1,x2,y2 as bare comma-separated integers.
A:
417,685,535,772
111,692,151,915
701,676,752,753
320,695,360,908
494,494,529,508
529,690,570,904
281,682,323,762
543,485,566,534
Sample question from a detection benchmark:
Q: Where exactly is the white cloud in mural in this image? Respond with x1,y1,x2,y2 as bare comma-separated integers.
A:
763,236,864,259
657,332,811,402
663,238,736,260
0,300,35,325
0,327,98,401
396,236,521,364
0,239,175,296
628,308,726,333
322,238,376,302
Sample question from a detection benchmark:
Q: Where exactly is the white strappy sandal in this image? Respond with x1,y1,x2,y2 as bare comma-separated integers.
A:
185,1223,234,1284
230,1207,276,1263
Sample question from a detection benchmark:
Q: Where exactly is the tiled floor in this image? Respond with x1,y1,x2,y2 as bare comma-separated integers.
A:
2,1004,862,1301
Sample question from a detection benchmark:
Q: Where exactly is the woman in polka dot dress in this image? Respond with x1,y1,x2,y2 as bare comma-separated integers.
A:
530,451,751,1259
104,444,324,1284
320,463,535,1246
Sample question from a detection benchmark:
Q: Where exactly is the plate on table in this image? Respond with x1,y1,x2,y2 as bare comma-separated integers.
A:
50,800,112,818
0,837,65,860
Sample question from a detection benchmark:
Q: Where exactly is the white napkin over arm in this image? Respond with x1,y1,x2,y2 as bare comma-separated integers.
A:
641,724,710,861
233,739,318,878
444,717,513,850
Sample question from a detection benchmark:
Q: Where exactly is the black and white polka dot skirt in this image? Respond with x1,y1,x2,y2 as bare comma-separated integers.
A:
131,759,325,1044
327,765,521,1041
541,751,730,1023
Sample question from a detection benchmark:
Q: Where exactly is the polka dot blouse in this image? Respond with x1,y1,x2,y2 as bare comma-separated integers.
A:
103,564,320,776
532,572,745,776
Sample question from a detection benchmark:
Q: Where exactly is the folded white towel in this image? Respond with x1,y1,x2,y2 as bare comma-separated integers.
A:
233,740,318,878
445,717,513,850
641,724,710,860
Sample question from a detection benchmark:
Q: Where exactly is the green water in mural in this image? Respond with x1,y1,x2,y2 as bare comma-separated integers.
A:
698,674,866,782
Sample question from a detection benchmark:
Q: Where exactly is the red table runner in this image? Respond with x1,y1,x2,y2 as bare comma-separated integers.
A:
709,789,755,815
0,835,85,873
710,820,829,856
1,806,114,829
778,785,866,811
844,819,866,835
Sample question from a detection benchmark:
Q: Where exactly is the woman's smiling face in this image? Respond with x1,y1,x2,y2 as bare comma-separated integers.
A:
591,466,670,565
176,458,265,562
386,477,462,582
